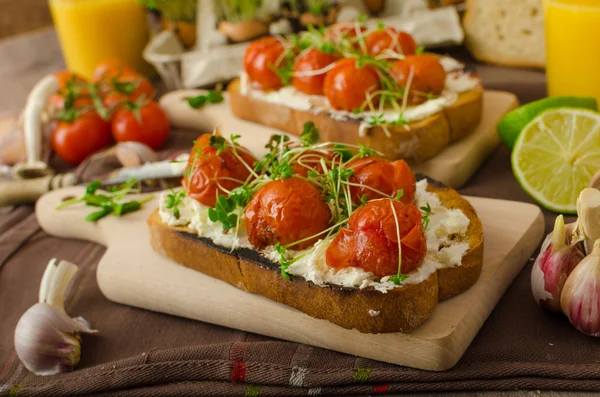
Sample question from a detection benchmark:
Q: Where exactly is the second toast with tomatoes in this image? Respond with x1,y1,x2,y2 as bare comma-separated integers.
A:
228,22,483,164
149,127,484,333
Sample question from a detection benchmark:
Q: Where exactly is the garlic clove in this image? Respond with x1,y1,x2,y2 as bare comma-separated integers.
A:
14,303,97,376
14,259,97,376
115,141,158,168
531,215,585,312
575,188,600,255
561,239,600,337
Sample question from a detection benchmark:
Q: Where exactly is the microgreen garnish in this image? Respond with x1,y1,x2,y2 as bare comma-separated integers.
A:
357,144,378,158
394,189,404,201
56,178,152,222
275,243,292,281
208,195,238,230
415,45,425,55
209,135,228,155
420,203,432,230
187,90,224,109
333,144,354,162
389,200,408,285
300,122,321,147
166,190,186,219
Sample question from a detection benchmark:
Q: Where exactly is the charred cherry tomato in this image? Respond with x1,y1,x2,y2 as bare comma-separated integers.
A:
291,150,334,177
292,49,339,95
52,112,111,165
243,36,286,91
183,135,256,208
92,58,135,83
244,177,331,250
111,101,170,150
365,28,417,57
323,58,381,111
389,55,446,104
326,199,426,276
347,157,415,204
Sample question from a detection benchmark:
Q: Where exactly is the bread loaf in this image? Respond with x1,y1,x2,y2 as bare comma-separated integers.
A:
463,0,545,68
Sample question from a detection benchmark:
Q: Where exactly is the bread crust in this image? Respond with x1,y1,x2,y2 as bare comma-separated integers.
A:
227,78,483,164
148,182,483,333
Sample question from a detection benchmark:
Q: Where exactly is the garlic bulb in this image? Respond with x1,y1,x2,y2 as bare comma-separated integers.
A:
561,239,600,337
14,259,97,375
531,215,585,312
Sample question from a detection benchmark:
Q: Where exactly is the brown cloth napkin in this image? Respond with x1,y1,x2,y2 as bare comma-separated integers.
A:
1,64,598,397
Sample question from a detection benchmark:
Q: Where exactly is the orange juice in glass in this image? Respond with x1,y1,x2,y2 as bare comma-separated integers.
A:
544,0,600,103
49,0,153,79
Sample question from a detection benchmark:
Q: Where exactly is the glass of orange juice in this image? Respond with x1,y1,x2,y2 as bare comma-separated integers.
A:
544,0,600,103
49,0,153,79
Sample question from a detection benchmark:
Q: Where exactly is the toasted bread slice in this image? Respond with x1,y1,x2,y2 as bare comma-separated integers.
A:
227,78,483,164
148,179,483,333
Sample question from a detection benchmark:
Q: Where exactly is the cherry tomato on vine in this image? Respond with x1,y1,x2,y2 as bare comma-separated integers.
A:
92,58,135,83
365,28,417,57
243,36,286,90
244,177,331,250
326,199,426,276
323,58,381,111
111,101,170,150
51,112,111,165
292,49,339,95
182,134,256,207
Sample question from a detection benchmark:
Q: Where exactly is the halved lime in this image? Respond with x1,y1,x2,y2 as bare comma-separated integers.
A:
498,96,598,149
512,108,600,214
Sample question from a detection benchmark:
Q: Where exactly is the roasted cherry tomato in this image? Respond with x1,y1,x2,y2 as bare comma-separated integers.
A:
183,135,256,207
326,199,426,276
290,150,334,177
92,58,135,83
111,101,170,150
323,58,381,111
292,49,339,95
326,22,367,46
347,157,415,204
365,28,417,57
244,177,331,250
389,55,446,104
243,36,286,91
52,112,111,165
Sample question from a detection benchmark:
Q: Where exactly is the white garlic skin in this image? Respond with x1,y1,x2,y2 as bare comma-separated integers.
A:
560,240,600,337
531,216,584,312
14,303,96,376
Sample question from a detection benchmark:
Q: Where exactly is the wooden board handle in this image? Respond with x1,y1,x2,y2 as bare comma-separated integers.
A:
35,186,108,245
0,173,77,207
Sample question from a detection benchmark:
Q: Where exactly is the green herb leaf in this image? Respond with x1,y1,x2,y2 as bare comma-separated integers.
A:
300,122,321,147
274,243,292,281
415,45,425,55
209,135,228,155
358,144,378,158
333,144,353,162
394,189,404,201
420,203,432,230
187,90,224,109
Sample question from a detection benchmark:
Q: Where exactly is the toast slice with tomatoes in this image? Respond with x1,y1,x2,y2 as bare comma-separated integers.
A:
148,178,483,334
228,77,483,164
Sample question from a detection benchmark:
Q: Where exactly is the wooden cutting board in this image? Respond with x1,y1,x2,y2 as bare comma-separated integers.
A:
35,187,544,371
159,89,518,188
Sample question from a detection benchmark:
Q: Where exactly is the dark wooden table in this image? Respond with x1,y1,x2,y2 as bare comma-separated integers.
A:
0,28,594,397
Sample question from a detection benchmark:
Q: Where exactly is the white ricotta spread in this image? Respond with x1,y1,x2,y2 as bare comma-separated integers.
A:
159,179,471,292
239,56,479,134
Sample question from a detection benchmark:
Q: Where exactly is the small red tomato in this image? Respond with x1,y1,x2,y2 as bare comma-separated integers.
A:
111,101,170,150
244,177,331,250
290,150,334,177
323,58,381,111
102,92,126,111
292,49,339,95
243,36,286,91
92,58,135,83
182,135,256,207
47,94,93,112
347,157,416,204
54,70,87,89
52,112,111,165
365,28,417,57
326,199,426,276
326,22,367,46
389,55,446,104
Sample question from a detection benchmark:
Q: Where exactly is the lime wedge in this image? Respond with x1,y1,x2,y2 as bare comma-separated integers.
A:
498,96,598,149
512,108,600,214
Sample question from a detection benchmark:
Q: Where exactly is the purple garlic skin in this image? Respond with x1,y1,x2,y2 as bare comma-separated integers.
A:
531,216,584,312
561,239,600,337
